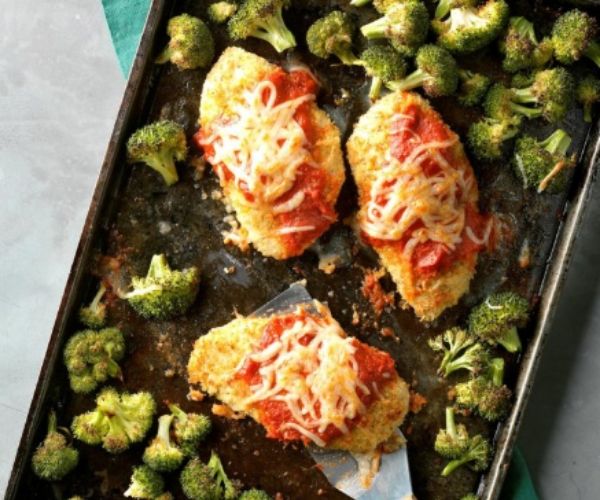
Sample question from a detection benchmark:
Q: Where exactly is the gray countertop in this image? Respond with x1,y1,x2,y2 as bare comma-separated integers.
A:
1,1,599,498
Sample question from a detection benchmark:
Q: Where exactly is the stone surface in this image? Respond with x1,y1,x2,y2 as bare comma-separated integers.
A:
1,1,599,498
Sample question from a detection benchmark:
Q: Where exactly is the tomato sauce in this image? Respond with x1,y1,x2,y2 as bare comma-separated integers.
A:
237,312,397,445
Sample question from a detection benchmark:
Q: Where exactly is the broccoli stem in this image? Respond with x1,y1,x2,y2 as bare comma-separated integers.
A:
489,357,505,387
147,254,170,280
369,76,383,100
251,10,296,53
169,403,188,422
155,46,172,65
48,410,58,434
513,17,537,44
387,69,428,92
441,442,483,476
541,129,572,157
497,326,522,353
335,48,361,66
360,17,389,40
585,41,600,69
583,103,593,123
445,407,457,438
350,0,371,6
89,283,107,311
157,415,174,445
510,101,541,119
435,0,452,20
145,153,179,186
511,87,538,104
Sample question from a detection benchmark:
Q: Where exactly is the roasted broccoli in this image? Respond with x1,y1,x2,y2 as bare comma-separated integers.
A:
208,2,238,24
429,328,489,377
239,490,272,500
170,403,212,456
461,495,479,500
468,291,529,352
467,116,521,161
455,358,512,421
72,387,156,453
228,0,296,53
63,327,125,394
441,434,490,476
432,0,509,54
500,17,553,73
433,0,478,21
143,414,185,472
126,120,187,186
31,411,79,481
512,129,576,193
387,44,458,97
434,407,470,458
360,0,429,57
156,14,215,70
306,11,359,65
123,254,200,320
551,9,600,69
180,452,238,500
79,283,108,329
577,74,600,123
457,69,491,106
125,465,167,499
359,45,407,100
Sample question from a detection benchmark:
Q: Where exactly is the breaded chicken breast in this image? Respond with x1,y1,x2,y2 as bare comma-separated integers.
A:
195,47,345,260
188,302,409,453
347,91,489,321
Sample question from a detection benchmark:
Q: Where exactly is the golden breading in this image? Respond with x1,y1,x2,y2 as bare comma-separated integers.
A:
188,311,409,454
199,47,345,260
347,91,480,321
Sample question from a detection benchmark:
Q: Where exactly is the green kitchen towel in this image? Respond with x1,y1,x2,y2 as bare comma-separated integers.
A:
101,1,540,499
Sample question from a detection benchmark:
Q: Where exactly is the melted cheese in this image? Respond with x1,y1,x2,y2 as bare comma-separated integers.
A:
238,307,372,446
203,79,315,207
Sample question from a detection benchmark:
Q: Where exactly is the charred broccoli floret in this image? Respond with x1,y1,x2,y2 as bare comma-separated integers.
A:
512,129,576,193
360,0,429,57
551,9,600,68
63,327,125,394
79,283,108,329
180,452,238,500
432,0,509,54
143,414,185,472
208,2,238,24
441,434,491,476
228,0,296,53
123,254,200,320
467,116,521,161
434,407,470,458
170,403,212,456
577,74,600,123
433,0,478,21
429,328,490,377
500,17,553,73
239,490,272,500
31,411,79,481
360,45,407,100
126,120,187,186
457,69,491,106
468,291,529,352
125,465,167,499
387,44,458,97
156,14,215,70
306,11,359,65
71,387,156,453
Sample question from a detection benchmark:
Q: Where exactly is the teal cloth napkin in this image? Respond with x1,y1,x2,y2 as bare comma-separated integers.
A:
101,2,540,498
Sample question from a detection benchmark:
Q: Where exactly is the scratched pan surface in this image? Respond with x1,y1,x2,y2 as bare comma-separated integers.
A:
6,0,600,499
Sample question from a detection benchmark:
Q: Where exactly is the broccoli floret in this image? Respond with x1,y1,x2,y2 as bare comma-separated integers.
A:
360,0,429,57
432,0,509,54
228,0,296,53
434,0,478,20
126,120,187,186
79,283,108,329
387,44,458,97
208,2,238,24
306,11,359,65
180,452,238,500
63,327,125,394
72,387,156,453
434,407,470,458
143,414,185,472
512,129,576,193
468,291,529,352
511,71,535,89
577,74,600,123
239,490,272,500
350,0,371,7
551,9,600,69
467,116,521,161
123,254,200,320
31,411,79,481
156,14,215,70
359,45,407,100
125,465,166,499
457,69,491,106
429,328,490,377
500,17,553,73
441,434,491,476
170,403,212,456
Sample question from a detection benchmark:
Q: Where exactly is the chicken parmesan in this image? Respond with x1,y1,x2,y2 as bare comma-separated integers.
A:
347,91,492,321
194,47,345,260
187,301,409,453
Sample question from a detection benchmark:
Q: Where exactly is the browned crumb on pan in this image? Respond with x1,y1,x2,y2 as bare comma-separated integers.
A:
409,391,428,414
212,403,246,420
187,388,205,402
361,268,395,316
